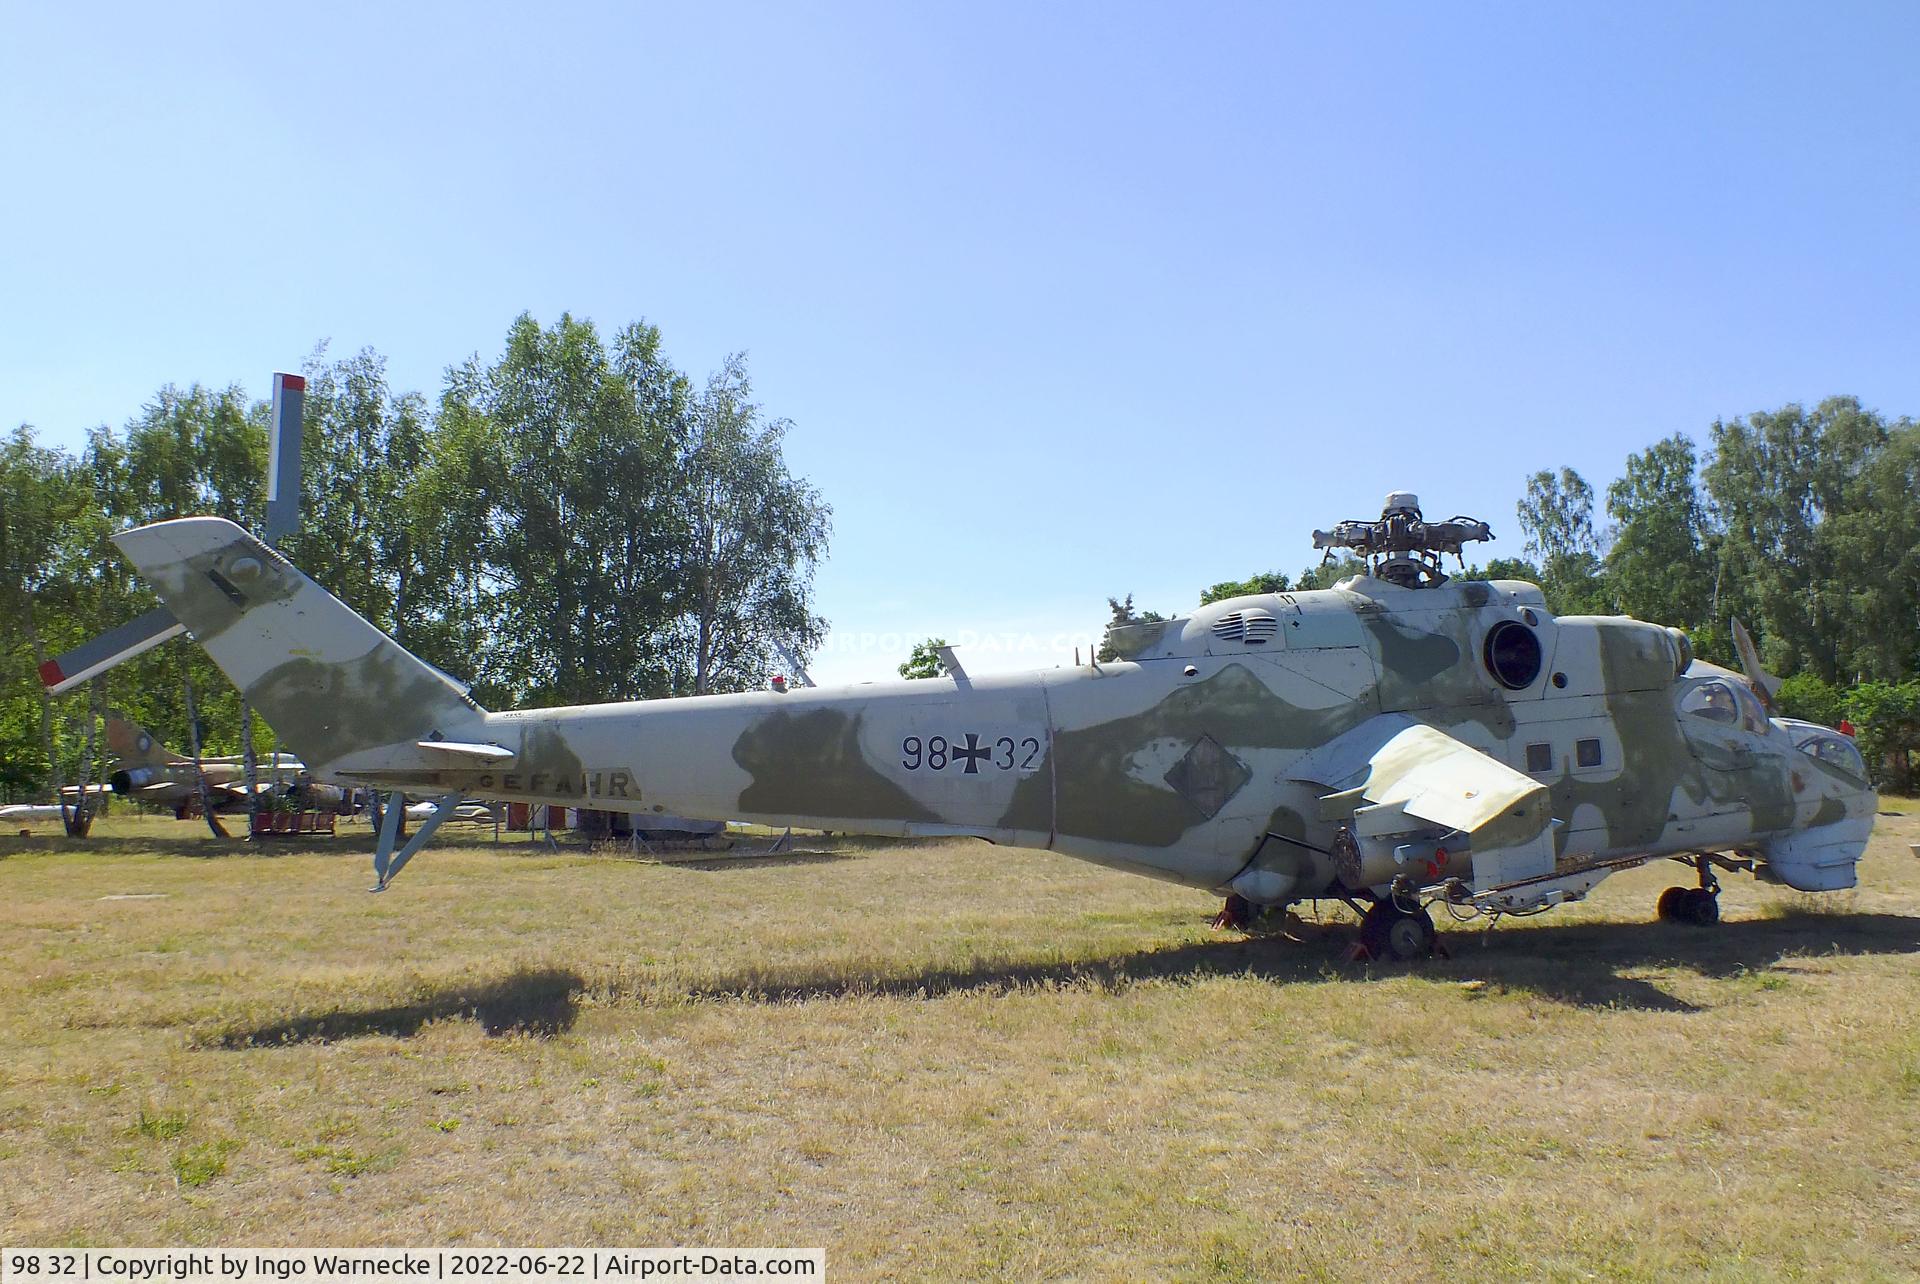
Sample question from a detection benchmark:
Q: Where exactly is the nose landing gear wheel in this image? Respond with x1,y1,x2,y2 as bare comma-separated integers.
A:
1360,900,1437,961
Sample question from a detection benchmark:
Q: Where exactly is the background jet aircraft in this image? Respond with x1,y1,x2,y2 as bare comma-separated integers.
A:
1,804,75,822
101,711,303,816
111,495,1876,959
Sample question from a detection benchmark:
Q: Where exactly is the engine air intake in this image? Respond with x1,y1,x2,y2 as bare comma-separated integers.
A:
1211,610,1279,645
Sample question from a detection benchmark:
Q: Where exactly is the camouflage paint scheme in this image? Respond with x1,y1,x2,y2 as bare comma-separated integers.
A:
113,517,1877,910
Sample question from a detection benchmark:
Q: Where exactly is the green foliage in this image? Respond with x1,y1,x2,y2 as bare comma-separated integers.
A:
0,313,832,800
0,425,97,798
1776,674,1847,730
1294,557,1366,590
1845,681,1920,792
1468,556,1543,583
280,346,431,644
1516,467,1613,614
677,354,832,695
899,638,949,680
429,313,695,704
1519,467,1600,561
1200,571,1290,605
1704,398,1919,683
1606,436,1714,634
428,316,829,704
1097,594,1166,661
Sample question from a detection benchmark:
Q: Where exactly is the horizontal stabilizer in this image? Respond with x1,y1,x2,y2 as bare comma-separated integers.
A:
41,608,185,695
416,740,516,762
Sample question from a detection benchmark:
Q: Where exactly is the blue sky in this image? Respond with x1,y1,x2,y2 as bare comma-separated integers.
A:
5,3,1916,685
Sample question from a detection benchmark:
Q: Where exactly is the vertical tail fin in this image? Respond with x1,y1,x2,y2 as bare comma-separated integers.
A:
104,710,191,768
112,517,487,775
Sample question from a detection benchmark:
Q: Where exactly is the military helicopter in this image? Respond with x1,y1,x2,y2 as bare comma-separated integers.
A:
109,493,1876,960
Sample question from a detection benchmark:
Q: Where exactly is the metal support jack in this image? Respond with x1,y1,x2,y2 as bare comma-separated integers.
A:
371,791,464,892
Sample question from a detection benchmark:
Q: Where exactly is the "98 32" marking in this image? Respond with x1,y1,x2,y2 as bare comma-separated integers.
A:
902,733,1041,774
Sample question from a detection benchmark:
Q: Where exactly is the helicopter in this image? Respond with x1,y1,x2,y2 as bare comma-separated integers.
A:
109,492,1876,960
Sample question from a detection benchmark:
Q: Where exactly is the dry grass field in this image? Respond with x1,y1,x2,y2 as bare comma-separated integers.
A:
2,808,1918,1280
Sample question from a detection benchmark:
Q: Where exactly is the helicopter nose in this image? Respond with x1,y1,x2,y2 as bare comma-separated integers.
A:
1762,813,1872,890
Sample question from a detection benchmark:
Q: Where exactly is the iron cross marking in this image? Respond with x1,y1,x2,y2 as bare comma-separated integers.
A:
953,733,991,774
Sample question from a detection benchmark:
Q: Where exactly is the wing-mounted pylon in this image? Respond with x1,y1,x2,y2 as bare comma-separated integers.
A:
1289,716,1558,899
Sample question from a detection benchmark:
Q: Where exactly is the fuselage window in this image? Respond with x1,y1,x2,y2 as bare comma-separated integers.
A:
1525,742,1553,773
1576,738,1602,768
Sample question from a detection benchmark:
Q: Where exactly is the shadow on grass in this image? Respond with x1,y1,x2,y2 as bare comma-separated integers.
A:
0,828,883,864
0,833,358,860
678,909,1920,1014
201,911,1920,1046
0,825,562,862
213,966,582,1047
656,851,857,873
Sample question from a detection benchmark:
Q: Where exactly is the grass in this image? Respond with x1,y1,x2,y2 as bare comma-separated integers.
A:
2,810,1919,1278
171,1140,240,1189
132,1107,189,1140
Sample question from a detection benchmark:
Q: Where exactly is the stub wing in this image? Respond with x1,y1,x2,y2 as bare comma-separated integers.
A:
1357,723,1539,830
1299,717,1557,893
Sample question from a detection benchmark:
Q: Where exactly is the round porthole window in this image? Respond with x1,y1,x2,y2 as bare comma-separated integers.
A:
1484,620,1543,690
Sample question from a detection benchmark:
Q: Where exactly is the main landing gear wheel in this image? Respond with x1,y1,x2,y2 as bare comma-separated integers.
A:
1659,854,1724,926
1360,900,1436,961
1657,885,1720,925
1681,887,1719,925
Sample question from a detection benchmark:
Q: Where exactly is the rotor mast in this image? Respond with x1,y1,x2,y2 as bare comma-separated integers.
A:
1312,491,1494,589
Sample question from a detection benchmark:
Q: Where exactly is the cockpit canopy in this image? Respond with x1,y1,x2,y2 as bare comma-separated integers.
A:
1777,718,1870,782
1678,676,1768,736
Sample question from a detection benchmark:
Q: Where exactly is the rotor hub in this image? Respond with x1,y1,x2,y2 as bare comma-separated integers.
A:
1312,491,1494,589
